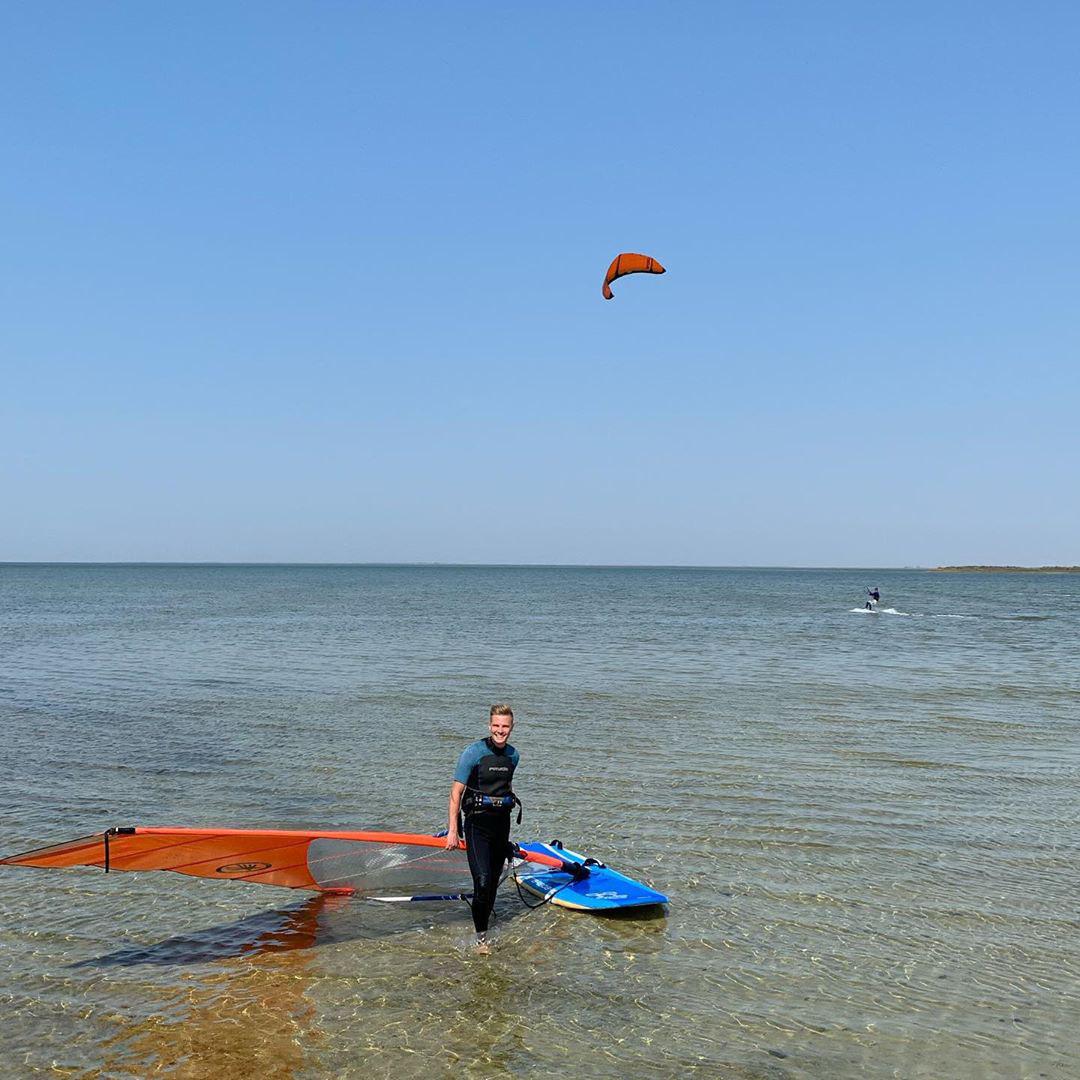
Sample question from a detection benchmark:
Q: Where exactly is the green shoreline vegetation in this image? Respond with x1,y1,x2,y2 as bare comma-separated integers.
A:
930,565,1080,573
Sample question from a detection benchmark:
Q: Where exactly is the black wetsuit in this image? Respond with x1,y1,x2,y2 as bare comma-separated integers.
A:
454,737,519,933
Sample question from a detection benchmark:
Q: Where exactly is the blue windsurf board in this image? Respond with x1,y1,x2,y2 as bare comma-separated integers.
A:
514,841,668,911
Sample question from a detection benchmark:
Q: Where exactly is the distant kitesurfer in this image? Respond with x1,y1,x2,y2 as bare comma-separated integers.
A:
865,586,881,610
446,704,520,954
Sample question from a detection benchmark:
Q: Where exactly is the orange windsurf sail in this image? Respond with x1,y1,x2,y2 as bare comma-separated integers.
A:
0,826,569,897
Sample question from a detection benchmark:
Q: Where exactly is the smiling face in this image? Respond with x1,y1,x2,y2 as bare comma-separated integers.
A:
488,713,513,748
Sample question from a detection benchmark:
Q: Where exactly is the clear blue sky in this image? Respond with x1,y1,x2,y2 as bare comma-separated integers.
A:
3,3,1077,565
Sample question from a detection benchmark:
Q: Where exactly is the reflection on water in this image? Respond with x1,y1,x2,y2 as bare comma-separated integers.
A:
2,564,1078,1078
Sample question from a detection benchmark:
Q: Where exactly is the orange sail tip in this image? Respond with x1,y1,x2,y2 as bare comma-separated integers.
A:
602,252,666,299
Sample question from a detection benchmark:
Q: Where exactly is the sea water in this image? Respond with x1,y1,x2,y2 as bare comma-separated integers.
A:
0,565,1077,1078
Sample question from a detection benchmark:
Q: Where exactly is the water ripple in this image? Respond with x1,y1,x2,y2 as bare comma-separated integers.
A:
1,565,1077,1078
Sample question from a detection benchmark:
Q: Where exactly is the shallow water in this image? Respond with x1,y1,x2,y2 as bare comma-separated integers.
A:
1,565,1077,1078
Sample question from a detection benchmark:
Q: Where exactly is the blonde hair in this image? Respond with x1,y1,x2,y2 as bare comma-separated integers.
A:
489,704,514,721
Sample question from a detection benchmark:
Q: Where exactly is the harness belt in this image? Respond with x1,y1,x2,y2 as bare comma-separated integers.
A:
463,790,523,824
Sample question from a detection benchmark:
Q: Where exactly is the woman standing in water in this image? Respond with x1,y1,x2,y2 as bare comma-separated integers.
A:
445,704,520,954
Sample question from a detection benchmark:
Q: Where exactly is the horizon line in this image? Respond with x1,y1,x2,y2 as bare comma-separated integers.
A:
1,560,933,570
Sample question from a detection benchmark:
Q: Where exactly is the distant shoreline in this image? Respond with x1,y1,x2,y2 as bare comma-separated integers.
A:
930,565,1080,573
1,561,1076,572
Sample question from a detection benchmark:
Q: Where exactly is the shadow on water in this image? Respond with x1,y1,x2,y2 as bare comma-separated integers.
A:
588,903,669,922
69,890,549,968
69,894,352,968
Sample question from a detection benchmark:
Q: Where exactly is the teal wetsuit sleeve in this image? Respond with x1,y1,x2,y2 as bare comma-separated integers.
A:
453,742,484,785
